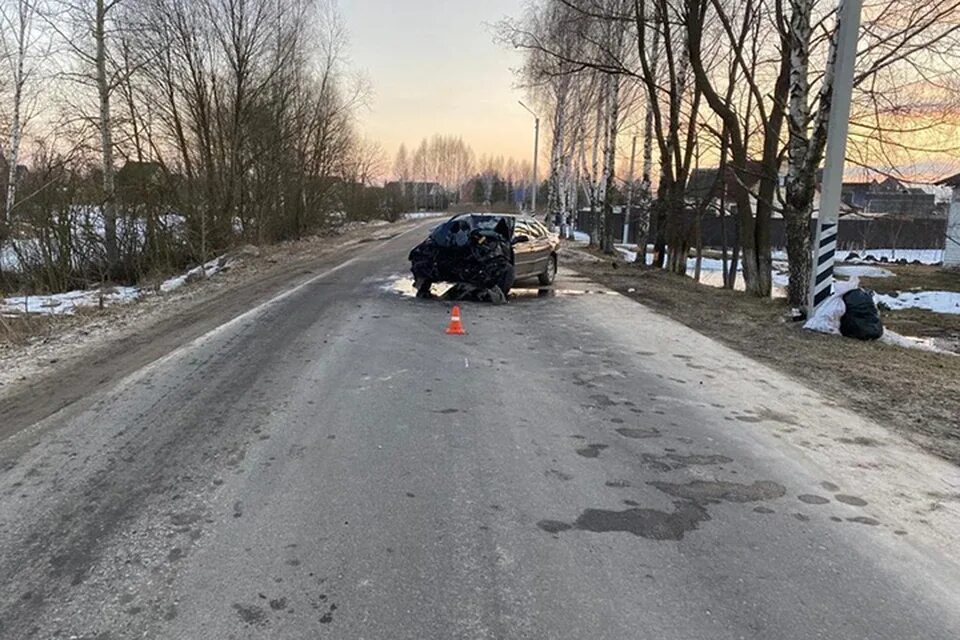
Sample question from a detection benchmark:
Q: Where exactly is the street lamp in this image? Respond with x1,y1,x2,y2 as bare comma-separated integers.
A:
518,100,539,216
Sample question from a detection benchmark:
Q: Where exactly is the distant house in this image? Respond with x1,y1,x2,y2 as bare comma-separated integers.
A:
116,161,165,202
839,181,872,210
935,173,960,268
686,161,766,216
831,176,937,217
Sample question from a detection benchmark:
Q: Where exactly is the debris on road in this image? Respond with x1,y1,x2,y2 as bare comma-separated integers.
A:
441,282,507,304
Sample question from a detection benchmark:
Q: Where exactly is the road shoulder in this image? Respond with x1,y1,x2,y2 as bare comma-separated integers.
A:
563,246,960,467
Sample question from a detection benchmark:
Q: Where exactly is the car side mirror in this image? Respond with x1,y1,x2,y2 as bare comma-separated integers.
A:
513,235,530,244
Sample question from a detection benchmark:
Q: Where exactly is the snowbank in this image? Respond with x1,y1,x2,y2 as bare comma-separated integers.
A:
572,230,590,243
1,254,233,316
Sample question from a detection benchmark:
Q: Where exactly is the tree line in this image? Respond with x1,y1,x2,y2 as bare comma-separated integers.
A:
0,0,378,294
501,0,960,306
390,135,538,210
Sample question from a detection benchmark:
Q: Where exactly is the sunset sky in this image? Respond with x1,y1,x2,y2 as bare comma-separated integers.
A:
339,0,535,170
338,0,960,186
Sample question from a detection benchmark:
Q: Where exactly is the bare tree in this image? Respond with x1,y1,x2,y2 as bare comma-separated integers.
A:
0,0,43,228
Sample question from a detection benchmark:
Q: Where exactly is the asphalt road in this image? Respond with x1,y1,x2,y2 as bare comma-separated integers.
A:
2,224,959,639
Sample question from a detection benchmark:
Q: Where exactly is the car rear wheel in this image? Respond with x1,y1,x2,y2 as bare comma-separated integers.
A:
538,254,557,285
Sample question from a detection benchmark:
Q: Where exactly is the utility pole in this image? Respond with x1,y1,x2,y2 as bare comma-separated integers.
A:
519,101,539,215
808,0,863,313
624,134,638,251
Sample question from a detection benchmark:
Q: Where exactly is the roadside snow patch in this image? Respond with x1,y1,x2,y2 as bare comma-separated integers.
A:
1,286,141,315
876,291,960,315
159,255,232,293
402,211,448,220
572,230,590,243
2,254,233,316
880,331,957,356
834,265,894,278
614,246,637,262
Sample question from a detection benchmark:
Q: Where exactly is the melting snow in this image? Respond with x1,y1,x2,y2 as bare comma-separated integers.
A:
834,265,895,278
2,255,233,316
876,291,960,315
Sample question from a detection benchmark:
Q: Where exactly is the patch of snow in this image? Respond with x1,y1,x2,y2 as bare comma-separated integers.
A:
880,330,957,356
402,211,449,220
876,291,960,315
2,254,233,316
834,265,894,278
2,286,141,316
1,244,21,270
572,230,590,243
614,246,637,262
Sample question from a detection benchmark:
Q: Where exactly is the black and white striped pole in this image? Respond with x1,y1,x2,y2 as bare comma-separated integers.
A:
809,0,863,313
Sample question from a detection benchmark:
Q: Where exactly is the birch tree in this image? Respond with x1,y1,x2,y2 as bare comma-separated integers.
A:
782,0,960,307
0,0,42,227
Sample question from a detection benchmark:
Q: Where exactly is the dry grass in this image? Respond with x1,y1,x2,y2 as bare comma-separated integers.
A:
566,248,960,465
0,313,75,347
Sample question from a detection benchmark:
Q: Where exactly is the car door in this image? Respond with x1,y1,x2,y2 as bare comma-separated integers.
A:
523,219,553,275
512,219,541,279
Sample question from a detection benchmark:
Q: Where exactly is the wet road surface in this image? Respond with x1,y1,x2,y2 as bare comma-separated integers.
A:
2,226,960,639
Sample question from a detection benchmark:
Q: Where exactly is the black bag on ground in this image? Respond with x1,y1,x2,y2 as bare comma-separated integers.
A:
840,289,884,340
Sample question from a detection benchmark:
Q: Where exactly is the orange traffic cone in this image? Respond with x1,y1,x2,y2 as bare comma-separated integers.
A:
446,305,466,335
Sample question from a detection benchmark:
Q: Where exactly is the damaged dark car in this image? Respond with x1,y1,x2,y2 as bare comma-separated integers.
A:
408,213,560,303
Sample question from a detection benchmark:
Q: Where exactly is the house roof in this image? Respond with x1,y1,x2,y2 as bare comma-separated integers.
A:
687,161,765,201
936,172,960,187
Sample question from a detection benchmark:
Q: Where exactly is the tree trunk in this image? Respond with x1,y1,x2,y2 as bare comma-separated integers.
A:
589,93,603,247
4,0,28,228
547,75,570,227
96,0,119,277
600,72,621,254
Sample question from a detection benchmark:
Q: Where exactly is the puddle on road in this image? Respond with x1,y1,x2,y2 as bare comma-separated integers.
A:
537,501,711,541
649,479,786,503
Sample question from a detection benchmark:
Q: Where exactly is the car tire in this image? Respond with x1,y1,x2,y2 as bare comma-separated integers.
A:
538,254,558,285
